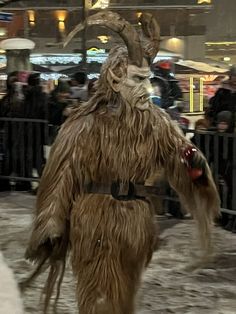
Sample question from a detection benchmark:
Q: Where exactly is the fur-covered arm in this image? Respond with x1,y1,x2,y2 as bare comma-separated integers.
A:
26,121,79,258
163,122,220,256
164,123,220,214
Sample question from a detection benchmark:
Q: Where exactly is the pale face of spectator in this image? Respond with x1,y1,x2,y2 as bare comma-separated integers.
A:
217,121,229,132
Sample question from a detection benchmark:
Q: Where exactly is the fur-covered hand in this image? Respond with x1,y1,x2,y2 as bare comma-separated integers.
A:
25,237,63,262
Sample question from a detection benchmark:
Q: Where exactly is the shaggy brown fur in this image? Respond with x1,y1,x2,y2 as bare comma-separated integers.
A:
24,14,220,314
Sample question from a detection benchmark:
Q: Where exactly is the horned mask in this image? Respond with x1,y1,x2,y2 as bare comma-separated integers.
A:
64,11,160,107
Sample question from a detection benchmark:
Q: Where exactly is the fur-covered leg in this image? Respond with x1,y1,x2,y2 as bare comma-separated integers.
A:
70,195,156,314
75,255,139,314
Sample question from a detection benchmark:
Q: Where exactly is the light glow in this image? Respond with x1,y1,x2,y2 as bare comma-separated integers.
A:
199,78,204,112
56,10,67,32
28,10,35,27
198,0,211,3
206,41,236,46
189,77,194,113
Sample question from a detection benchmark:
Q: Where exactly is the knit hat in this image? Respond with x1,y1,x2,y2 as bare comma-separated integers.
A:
216,111,232,124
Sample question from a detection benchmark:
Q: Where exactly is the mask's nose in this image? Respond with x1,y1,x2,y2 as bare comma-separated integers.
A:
142,79,153,95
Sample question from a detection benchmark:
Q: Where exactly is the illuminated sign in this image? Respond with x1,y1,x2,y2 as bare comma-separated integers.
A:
88,47,106,53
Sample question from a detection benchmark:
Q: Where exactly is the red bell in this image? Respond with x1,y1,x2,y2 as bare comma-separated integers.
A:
188,168,203,180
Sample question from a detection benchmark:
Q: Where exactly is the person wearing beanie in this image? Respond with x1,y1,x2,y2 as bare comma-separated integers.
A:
216,110,233,132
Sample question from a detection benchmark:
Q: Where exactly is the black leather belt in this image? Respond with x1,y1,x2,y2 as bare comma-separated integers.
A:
85,181,165,201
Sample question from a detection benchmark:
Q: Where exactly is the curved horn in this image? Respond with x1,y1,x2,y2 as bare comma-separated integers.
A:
139,13,160,63
63,11,143,67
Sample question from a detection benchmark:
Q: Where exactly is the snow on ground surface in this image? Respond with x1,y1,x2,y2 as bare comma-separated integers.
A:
0,192,235,314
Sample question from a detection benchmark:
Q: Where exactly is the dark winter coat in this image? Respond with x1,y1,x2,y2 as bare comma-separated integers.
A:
207,82,236,127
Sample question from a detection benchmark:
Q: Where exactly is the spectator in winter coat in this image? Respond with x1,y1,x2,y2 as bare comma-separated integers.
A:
23,72,48,120
23,72,49,179
0,71,24,118
152,60,183,109
0,72,27,191
215,111,235,232
48,80,71,127
206,64,236,129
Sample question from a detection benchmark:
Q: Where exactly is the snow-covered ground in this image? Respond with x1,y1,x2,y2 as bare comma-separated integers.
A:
0,252,23,314
0,192,235,314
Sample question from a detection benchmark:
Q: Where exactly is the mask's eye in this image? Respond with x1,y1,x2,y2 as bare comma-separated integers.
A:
133,75,146,83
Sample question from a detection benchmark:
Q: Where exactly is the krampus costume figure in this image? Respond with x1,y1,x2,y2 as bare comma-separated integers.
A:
24,11,220,314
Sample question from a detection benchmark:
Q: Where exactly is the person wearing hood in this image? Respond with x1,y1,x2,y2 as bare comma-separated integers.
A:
152,60,183,109
206,65,236,129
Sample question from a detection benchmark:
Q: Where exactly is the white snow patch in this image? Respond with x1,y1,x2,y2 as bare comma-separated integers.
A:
0,252,23,314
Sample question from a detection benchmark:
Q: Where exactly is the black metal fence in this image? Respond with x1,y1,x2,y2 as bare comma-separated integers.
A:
186,130,236,216
0,118,236,216
0,117,49,183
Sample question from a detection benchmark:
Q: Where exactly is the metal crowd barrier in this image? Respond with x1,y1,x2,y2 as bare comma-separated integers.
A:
0,117,49,183
0,119,235,216
186,130,236,215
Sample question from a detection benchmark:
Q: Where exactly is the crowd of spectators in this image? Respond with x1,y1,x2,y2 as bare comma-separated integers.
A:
0,64,236,233
0,70,96,191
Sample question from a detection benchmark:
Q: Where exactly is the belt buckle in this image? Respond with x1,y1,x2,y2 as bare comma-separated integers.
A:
111,180,135,201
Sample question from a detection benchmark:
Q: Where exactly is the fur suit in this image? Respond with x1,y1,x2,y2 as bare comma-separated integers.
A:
24,11,220,314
